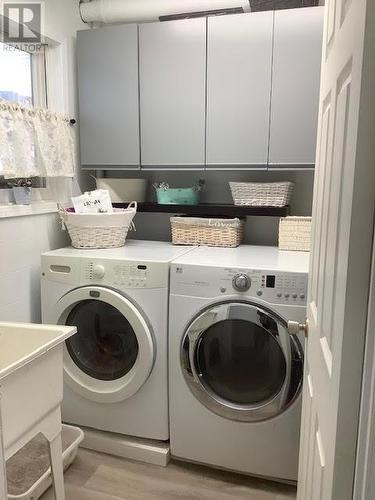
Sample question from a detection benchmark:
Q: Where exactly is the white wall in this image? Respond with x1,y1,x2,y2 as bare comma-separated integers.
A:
0,0,86,323
43,0,88,201
0,214,68,322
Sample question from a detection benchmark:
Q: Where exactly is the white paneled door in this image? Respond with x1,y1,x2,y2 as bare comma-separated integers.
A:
296,1,375,499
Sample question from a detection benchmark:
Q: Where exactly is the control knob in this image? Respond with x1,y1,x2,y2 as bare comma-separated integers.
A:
92,264,105,280
232,273,251,292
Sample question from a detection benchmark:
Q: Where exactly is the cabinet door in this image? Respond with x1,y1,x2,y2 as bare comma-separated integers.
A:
269,7,324,167
77,25,140,168
206,12,273,168
139,19,206,168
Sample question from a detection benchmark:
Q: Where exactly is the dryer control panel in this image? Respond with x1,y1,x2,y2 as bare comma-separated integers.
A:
171,264,308,306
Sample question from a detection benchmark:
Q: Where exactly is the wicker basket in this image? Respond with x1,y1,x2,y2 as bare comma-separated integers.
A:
279,216,312,252
59,202,137,249
230,181,294,207
171,217,244,247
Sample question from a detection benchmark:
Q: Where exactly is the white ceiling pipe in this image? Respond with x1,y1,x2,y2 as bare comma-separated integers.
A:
80,0,251,24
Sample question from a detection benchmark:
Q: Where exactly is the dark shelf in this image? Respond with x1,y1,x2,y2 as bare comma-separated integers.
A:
114,202,289,218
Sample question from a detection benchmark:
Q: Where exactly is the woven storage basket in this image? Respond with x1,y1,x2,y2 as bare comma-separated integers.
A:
279,216,312,252
171,217,244,247
60,202,137,249
230,181,294,207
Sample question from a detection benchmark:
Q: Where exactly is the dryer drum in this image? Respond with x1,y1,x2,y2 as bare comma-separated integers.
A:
181,301,303,423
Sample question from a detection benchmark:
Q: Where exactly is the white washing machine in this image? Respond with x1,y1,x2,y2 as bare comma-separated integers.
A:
169,245,309,481
41,240,194,442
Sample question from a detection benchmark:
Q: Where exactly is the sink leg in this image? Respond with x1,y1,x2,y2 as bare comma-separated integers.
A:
0,460,7,500
0,400,8,500
48,432,65,500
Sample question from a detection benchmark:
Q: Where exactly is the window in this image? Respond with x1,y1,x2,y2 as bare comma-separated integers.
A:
0,42,47,188
0,42,33,105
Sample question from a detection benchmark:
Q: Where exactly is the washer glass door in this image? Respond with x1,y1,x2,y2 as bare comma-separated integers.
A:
65,299,139,382
53,286,155,404
181,302,303,422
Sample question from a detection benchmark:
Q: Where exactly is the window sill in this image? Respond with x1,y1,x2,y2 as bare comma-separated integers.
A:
0,201,58,219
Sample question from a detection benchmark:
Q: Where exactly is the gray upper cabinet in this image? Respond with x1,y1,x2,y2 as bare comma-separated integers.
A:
77,9,323,170
206,12,273,168
139,18,206,168
269,7,324,167
77,25,140,168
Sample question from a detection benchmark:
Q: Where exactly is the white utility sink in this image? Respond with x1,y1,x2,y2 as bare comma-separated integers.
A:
0,322,76,500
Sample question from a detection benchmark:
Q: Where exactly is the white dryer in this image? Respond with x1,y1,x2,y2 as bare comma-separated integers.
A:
41,240,194,442
169,245,309,481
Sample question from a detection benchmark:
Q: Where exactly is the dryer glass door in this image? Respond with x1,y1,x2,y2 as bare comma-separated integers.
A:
182,302,303,422
53,286,155,404
195,318,287,406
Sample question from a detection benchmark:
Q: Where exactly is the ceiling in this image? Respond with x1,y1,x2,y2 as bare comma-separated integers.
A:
249,0,320,10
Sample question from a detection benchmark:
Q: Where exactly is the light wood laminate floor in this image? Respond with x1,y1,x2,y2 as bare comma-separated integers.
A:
41,449,297,500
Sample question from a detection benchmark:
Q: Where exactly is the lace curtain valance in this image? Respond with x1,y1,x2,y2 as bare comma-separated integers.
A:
0,99,76,178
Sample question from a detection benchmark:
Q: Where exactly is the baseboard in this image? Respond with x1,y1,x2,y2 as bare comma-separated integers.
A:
79,426,170,467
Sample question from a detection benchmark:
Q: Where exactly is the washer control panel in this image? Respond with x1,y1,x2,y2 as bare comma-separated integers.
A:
172,265,308,305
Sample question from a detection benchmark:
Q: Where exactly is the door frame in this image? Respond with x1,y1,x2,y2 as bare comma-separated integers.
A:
354,223,375,499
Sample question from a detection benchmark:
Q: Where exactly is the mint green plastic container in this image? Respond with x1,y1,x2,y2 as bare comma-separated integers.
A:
155,187,200,205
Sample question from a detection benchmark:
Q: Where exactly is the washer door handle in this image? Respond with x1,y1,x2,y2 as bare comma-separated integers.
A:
288,319,309,338
187,330,204,380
